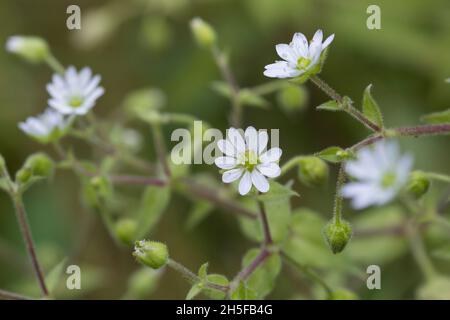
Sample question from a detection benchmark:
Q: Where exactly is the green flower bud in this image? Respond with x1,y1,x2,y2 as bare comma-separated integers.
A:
123,88,166,117
406,171,430,199
277,84,308,113
133,240,169,270
298,157,329,187
115,218,137,245
190,17,216,49
6,36,50,63
16,153,54,185
328,289,358,300
323,219,352,254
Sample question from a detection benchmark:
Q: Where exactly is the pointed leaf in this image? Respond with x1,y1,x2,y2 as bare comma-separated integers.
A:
186,283,203,300
420,109,450,124
316,100,341,111
362,84,384,128
198,262,209,279
316,146,352,163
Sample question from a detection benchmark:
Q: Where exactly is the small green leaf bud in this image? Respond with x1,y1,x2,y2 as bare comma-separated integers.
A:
406,171,430,199
115,218,137,245
6,36,50,63
298,156,329,187
277,84,308,113
16,153,54,185
328,289,358,300
323,219,352,254
133,240,169,270
190,17,216,49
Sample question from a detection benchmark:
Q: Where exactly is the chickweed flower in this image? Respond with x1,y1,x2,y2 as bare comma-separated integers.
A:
18,109,71,144
264,29,334,79
214,127,282,196
342,141,413,210
47,66,104,115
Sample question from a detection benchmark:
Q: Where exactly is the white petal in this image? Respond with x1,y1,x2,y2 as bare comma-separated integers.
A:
238,171,252,195
257,130,268,155
48,99,74,114
244,126,258,153
260,147,282,163
227,128,245,153
292,32,309,57
275,44,298,64
215,156,238,169
251,170,269,193
78,67,92,89
257,163,281,178
65,66,78,87
82,75,101,96
341,182,377,209
222,168,243,183
322,34,334,50
263,61,302,79
217,139,237,157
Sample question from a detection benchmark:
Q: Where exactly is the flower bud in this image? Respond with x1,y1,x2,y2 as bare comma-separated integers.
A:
277,84,308,113
190,17,216,49
133,240,169,270
328,289,358,300
16,153,54,185
298,157,329,187
6,36,50,63
115,218,137,245
406,171,430,199
323,219,352,254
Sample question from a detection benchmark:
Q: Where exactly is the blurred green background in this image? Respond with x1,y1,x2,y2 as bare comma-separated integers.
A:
0,0,449,299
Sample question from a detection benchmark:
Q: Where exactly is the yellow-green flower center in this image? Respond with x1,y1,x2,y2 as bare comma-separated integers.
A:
381,172,397,189
297,57,312,70
239,149,259,172
69,96,84,108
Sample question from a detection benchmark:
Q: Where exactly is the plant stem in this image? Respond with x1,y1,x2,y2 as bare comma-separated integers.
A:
423,172,450,184
394,124,450,137
232,249,271,285
167,259,228,292
406,221,437,281
258,199,273,245
280,155,304,176
281,251,333,295
45,54,65,74
151,124,171,179
310,76,381,132
0,288,32,300
11,194,49,297
333,164,346,224
109,175,167,186
212,46,242,127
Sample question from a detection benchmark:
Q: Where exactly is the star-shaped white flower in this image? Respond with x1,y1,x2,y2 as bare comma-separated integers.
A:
342,141,413,210
47,66,104,115
214,127,282,195
18,108,71,143
264,29,334,79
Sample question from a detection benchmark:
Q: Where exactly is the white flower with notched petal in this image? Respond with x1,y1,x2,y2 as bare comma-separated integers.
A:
47,66,104,115
342,141,413,210
214,127,282,195
18,108,71,144
264,29,334,79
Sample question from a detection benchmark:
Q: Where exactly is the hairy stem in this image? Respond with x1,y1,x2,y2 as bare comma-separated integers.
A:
333,164,346,224
11,194,48,297
258,199,273,245
232,249,271,285
280,156,304,176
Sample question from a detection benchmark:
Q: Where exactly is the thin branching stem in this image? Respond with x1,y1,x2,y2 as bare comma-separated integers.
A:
0,288,33,300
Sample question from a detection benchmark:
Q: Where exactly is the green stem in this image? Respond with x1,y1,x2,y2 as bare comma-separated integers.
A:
281,251,333,296
11,194,49,296
333,164,346,224
406,221,437,281
0,288,33,300
424,172,450,184
151,124,171,179
45,54,65,74
280,156,305,176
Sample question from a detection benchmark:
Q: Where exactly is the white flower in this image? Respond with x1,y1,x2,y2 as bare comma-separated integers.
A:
18,108,71,143
342,141,413,210
264,29,334,79
47,66,104,115
214,127,282,195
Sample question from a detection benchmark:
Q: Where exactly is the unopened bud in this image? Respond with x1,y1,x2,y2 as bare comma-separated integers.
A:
323,219,352,254
6,36,50,63
115,218,137,245
133,240,169,270
298,157,329,187
190,17,216,49
406,171,430,199
16,153,54,185
277,84,308,113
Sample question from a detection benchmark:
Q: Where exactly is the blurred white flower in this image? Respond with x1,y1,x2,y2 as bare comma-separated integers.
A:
47,66,104,115
264,29,334,79
19,108,71,143
342,140,413,210
5,35,49,63
214,127,282,195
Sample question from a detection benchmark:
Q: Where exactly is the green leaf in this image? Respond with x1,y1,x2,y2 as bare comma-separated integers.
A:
211,81,232,98
203,274,229,300
198,262,209,279
316,100,341,111
258,180,299,202
420,109,450,124
242,249,281,299
230,281,258,300
45,258,67,295
135,185,171,239
362,84,384,128
186,283,203,300
316,146,352,163
238,89,269,109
